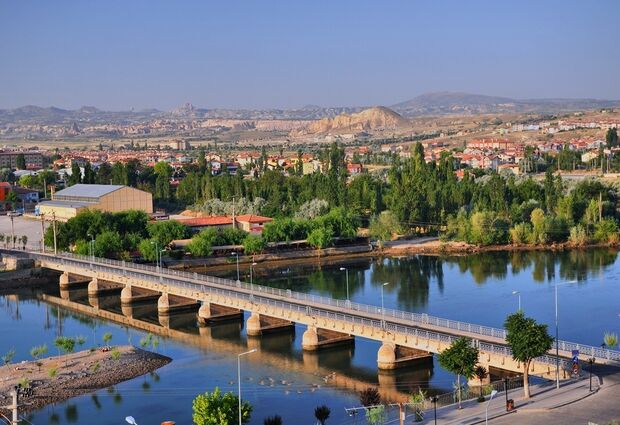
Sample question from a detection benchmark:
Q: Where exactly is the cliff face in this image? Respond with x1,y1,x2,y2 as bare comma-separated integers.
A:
294,106,410,135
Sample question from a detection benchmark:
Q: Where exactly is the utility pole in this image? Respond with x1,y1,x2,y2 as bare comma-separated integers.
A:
232,196,236,230
52,212,57,255
398,402,405,425
3,387,20,425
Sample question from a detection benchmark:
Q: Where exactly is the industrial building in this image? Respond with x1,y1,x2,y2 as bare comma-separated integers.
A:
36,184,153,220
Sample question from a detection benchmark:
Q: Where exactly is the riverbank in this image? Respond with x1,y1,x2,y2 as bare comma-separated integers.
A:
0,346,171,414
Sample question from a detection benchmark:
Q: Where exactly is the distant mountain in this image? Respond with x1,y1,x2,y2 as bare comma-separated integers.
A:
294,106,410,136
392,91,620,117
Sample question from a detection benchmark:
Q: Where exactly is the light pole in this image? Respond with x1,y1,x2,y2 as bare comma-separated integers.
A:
512,290,521,311
555,282,559,389
10,214,14,249
380,282,389,330
250,262,257,298
87,233,95,261
588,357,596,391
233,252,240,282
485,390,498,425
431,395,438,425
238,349,257,425
339,267,350,302
151,240,159,271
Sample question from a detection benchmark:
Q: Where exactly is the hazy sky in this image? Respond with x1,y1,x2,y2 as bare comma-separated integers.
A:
1,0,619,110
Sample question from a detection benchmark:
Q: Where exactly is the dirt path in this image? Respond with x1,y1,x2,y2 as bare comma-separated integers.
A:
0,345,171,414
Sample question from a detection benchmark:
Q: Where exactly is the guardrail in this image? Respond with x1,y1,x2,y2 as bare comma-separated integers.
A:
5,248,620,364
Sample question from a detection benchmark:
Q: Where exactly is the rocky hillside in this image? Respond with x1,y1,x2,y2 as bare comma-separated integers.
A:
293,106,410,136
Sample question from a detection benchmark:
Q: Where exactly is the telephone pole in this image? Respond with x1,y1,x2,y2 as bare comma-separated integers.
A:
1,387,20,425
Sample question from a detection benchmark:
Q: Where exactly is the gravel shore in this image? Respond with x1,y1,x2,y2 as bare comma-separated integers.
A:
0,345,171,414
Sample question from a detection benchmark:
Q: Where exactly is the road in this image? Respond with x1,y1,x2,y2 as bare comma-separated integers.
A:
0,215,45,249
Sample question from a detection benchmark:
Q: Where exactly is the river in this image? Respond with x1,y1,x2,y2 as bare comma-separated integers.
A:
1,248,618,425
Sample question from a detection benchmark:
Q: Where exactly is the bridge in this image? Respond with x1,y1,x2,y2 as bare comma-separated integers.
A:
4,249,619,383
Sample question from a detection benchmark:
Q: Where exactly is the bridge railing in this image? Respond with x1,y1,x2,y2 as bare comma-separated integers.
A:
11,249,620,363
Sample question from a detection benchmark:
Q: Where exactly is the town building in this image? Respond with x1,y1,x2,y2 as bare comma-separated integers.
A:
36,184,153,220
0,151,44,169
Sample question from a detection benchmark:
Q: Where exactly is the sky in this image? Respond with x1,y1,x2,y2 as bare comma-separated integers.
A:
1,0,619,110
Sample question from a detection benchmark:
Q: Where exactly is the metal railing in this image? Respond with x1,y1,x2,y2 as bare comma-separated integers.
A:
5,248,620,364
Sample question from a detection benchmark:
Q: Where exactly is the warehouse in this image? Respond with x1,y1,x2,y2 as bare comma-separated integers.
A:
36,184,153,220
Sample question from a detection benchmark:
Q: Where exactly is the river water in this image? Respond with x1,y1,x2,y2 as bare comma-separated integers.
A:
1,249,619,425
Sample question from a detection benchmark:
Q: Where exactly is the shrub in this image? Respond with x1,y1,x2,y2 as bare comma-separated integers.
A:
243,235,266,255
568,225,589,246
594,218,619,244
509,223,531,244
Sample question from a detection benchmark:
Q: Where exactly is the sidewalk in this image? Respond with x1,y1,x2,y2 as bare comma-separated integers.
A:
421,377,599,424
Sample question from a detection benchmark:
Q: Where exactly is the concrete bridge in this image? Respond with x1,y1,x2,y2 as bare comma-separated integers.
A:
5,249,620,382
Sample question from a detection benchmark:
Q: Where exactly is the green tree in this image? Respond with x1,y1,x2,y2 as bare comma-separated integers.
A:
437,337,479,408
369,211,402,242
359,387,381,407
147,220,190,246
15,154,26,170
192,387,252,425
606,128,618,148
1,348,15,366
102,332,113,347
68,162,82,186
243,235,266,255
94,230,124,259
54,336,76,366
307,226,334,250
154,162,172,201
504,311,553,398
314,405,330,425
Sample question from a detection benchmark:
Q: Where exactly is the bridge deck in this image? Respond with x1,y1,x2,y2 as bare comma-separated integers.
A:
5,249,619,371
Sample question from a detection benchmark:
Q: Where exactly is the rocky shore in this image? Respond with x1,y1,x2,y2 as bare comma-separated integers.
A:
0,346,171,414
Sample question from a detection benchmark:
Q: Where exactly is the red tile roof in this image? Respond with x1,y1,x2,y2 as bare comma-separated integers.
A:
235,214,273,224
177,216,232,227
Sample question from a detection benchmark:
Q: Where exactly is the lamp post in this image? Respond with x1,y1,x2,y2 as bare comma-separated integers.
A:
233,252,240,282
339,267,350,302
87,233,95,261
238,349,257,425
431,396,438,425
151,240,159,271
512,290,521,311
555,282,560,389
250,262,257,299
380,282,389,330
485,390,498,425
588,357,596,391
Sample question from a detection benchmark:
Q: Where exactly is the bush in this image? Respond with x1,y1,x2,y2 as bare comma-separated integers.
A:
594,218,619,244
243,235,266,255
509,223,531,244
369,211,401,242
307,226,334,249
568,225,589,246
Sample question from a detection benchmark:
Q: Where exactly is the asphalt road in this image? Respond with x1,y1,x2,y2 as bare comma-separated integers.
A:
0,215,46,250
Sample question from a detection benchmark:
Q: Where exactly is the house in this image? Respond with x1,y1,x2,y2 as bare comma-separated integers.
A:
347,163,363,175
37,184,153,221
175,216,233,233
235,214,273,233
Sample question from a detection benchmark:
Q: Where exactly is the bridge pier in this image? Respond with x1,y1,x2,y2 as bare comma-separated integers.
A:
197,302,243,325
59,272,90,289
302,326,354,351
157,293,199,316
121,285,160,305
88,277,123,297
246,312,294,336
377,342,433,371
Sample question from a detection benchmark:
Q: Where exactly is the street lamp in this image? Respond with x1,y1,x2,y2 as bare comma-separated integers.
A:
150,240,159,271
485,390,498,425
87,233,95,261
232,252,240,282
250,262,257,298
339,267,350,302
380,282,389,330
554,282,559,389
512,290,521,311
430,395,438,425
238,349,257,425
589,357,596,389
125,416,138,425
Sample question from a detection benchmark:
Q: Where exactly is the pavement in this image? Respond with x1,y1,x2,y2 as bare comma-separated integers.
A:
417,372,615,425
0,214,46,250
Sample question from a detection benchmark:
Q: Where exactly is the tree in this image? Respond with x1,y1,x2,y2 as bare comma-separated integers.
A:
1,348,15,366
314,405,330,425
243,235,266,255
473,365,488,399
54,336,76,366
147,220,190,246
307,226,334,250
263,416,282,425
366,406,386,425
192,387,252,425
606,128,618,148
504,311,553,398
369,211,402,242
30,344,48,371
15,154,26,170
102,332,113,347
94,230,124,259
68,162,82,186
154,161,172,201
359,387,381,407
437,337,479,408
